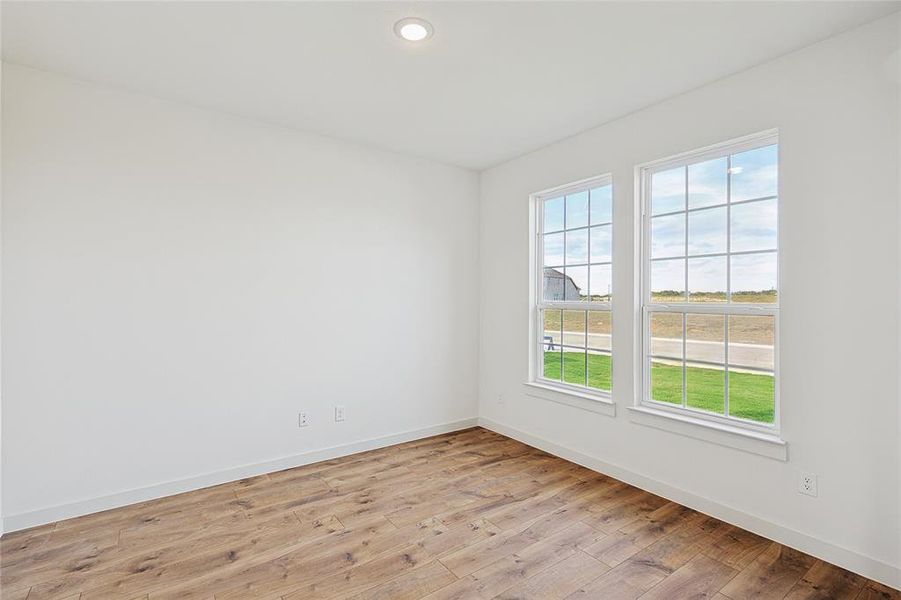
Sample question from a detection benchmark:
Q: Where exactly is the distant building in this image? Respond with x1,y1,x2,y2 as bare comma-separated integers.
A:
544,267,581,300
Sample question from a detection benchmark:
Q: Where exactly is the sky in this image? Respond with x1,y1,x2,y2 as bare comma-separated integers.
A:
543,144,778,299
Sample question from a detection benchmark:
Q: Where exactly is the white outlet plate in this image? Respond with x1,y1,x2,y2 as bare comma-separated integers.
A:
335,406,346,422
799,471,818,497
298,412,309,428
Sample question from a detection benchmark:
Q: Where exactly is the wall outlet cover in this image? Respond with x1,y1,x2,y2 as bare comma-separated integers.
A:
799,471,818,497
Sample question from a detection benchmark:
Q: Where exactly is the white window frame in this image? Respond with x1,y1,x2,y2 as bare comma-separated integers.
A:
636,130,780,435
530,173,613,402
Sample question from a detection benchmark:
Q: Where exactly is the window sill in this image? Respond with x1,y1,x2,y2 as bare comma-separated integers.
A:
627,405,787,461
522,382,616,417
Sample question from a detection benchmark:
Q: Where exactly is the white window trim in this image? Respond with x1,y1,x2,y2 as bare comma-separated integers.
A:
523,381,616,416
634,129,783,441
528,173,614,409
627,404,787,461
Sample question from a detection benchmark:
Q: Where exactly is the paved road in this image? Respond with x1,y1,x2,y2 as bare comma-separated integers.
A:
544,331,773,372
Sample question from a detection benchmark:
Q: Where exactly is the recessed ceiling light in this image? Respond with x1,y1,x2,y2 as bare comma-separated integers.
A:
394,17,433,42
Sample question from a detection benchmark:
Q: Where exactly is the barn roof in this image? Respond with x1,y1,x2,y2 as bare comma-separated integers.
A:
543,267,580,290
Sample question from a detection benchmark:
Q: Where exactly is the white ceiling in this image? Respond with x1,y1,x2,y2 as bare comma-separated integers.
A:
3,1,898,170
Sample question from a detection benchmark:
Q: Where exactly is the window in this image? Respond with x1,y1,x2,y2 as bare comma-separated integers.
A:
533,175,613,398
639,132,778,431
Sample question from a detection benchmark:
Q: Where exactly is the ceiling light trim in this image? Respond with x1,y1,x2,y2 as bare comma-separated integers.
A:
394,17,433,42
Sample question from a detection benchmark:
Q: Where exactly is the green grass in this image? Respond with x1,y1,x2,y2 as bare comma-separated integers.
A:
543,350,612,392
544,351,774,424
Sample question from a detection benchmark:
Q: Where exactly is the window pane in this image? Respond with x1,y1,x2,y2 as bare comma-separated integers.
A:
650,313,683,405
688,256,726,303
688,157,727,209
565,266,588,301
651,213,685,259
651,166,685,215
728,315,774,371
650,312,683,360
587,348,611,392
730,252,777,303
590,185,613,225
566,190,589,229
563,349,587,386
543,348,561,380
687,364,725,415
565,228,588,265
589,225,611,263
589,264,612,301
731,198,777,253
543,308,562,349
685,314,726,415
651,361,682,404
728,315,775,424
651,258,685,302
544,196,565,233
542,309,562,381
688,206,726,256
587,310,612,351
562,310,586,348
729,370,774,423
730,144,778,202
543,267,567,301
543,232,564,267
686,314,726,363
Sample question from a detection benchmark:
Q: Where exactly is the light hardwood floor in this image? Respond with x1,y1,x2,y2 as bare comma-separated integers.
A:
1,427,898,599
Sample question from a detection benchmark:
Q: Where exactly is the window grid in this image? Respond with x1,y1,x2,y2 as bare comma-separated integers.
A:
651,194,776,219
640,131,778,432
535,175,613,397
725,155,731,416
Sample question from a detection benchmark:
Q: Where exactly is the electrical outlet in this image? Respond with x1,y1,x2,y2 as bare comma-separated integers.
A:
335,406,346,422
497,394,505,406
298,412,309,428
799,471,818,497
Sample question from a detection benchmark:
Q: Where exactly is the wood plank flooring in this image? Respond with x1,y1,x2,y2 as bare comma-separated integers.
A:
1,427,897,599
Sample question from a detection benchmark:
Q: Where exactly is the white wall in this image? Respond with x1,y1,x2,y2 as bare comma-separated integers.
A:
0,60,4,535
1,64,480,528
479,13,900,586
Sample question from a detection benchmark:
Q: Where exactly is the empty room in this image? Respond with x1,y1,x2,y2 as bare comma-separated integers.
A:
1,1,899,598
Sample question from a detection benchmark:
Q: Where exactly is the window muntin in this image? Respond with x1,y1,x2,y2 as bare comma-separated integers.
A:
641,133,778,430
536,176,613,396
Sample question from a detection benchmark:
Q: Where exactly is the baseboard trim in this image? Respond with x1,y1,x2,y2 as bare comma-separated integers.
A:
478,417,901,590
2,418,479,535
